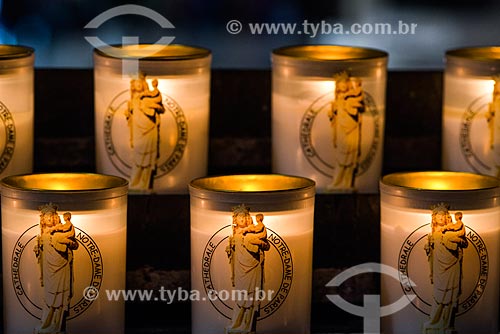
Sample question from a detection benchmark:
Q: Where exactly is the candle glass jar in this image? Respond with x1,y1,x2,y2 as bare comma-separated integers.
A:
0,45,34,177
1,173,128,334
442,46,500,177
271,45,388,194
189,174,315,334
380,171,500,334
94,44,211,194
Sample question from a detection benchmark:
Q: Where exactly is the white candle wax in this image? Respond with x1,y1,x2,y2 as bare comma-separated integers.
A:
2,205,127,334
190,207,314,334
380,204,500,334
380,172,500,334
442,75,498,176
0,67,33,177
95,72,210,194
272,76,385,193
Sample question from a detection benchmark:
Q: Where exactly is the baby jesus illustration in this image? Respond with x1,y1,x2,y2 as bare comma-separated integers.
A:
47,212,78,253
441,212,467,251
345,77,365,114
242,213,270,253
141,78,165,117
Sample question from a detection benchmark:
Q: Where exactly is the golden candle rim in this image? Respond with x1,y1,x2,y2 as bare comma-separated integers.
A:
0,173,128,193
94,43,211,61
189,174,315,193
272,44,388,62
380,171,499,191
0,45,34,60
446,46,500,62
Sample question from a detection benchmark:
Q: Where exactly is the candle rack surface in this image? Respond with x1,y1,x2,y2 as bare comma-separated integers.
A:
0,69,447,333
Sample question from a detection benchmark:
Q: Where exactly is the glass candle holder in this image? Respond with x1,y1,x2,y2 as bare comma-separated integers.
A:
1,173,128,334
443,46,500,178
189,174,315,334
272,45,388,194
94,44,211,194
0,45,34,177
380,171,500,334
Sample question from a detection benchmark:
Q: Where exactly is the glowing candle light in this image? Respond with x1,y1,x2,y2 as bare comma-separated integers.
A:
1,173,128,334
0,45,34,177
271,45,387,193
189,174,315,334
442,46,500,178
94,44,211,194
380,171,500,334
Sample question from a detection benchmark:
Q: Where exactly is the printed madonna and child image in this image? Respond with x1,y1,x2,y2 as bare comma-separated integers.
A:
327,71,365,191
225,205,270,334
281,69,381,193
33,204,78,334
191,175,314,334
95,45,211,195
486,77,500,177
443,45,500,179
125,73,165,191
423,203,468,334
380,170,499,334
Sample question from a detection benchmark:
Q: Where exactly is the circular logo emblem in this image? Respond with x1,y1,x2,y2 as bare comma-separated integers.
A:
399,224,488,316
460,94,497,174
11,225,103,320
103,89,188,179
201,225,293,320
300,91,380,178
0,100,16,173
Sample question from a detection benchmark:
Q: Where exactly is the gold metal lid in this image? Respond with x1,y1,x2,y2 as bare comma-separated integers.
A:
0,173,128,210
94,44,211,61
380,171,500,210
189,174,316,211
381,171,499,190
190,174,315,192
446,46,500,62
0,45,34,60
445,46,500,76
272,44,388,61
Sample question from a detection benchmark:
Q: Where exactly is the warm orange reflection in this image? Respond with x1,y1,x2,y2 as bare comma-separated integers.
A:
1,173,128,191
190,174,315,193
381,171,499,191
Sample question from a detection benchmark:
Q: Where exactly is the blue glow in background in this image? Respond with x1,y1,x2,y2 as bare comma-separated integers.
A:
0,0,499,69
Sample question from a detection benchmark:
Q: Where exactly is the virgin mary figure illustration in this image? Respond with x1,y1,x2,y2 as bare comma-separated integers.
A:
33,203,78,334
225,205,270,334
423,203,468,334
125,73,165,191
327,71,365,191
486,77,500,177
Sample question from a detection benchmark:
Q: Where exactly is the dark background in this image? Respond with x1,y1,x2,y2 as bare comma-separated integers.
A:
1,0,500,69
